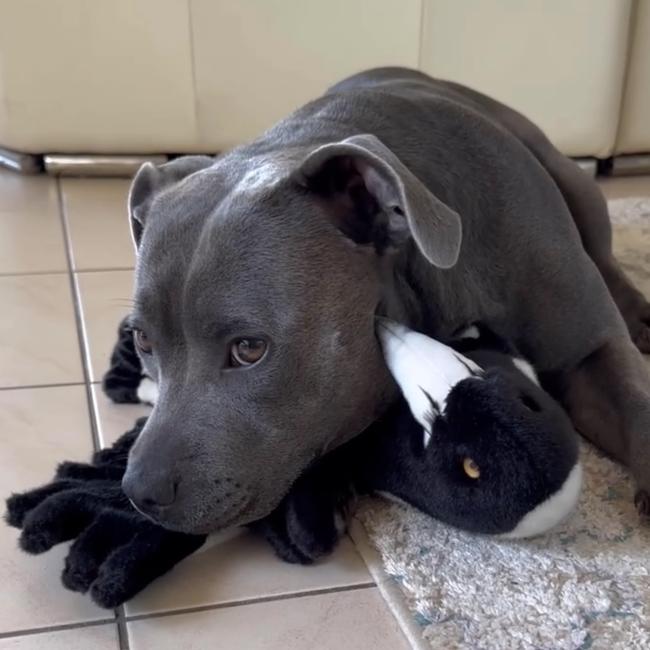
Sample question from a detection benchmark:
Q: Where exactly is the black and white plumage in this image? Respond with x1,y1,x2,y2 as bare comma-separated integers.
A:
376,319,484,447
369,319,582,538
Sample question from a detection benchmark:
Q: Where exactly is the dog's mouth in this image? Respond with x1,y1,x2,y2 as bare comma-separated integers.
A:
132,492,258,535
128,497,158,521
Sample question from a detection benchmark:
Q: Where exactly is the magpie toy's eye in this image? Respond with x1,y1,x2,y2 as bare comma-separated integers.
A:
229,338,267,368
462,457,481,479
133,328,153,354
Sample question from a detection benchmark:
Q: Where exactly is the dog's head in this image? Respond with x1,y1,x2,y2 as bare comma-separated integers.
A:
122,134,462,533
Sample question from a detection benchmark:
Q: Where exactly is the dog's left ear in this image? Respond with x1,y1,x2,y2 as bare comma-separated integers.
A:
128,156,214,250
294,134,462,268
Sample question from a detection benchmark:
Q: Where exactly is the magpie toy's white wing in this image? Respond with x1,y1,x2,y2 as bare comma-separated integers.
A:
377,319,481,433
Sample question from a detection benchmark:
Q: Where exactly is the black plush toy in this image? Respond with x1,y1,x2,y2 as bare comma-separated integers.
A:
364,320,581,536
5,316,582,604
102,316,146,404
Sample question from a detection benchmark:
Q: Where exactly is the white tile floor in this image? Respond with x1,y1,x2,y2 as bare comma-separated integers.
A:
1,168,648,649
0,169,408,650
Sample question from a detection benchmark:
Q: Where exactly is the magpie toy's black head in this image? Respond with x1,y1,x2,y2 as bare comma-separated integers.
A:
376,320,582,538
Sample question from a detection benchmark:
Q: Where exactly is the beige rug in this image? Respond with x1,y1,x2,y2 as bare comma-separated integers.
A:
352,198,650,650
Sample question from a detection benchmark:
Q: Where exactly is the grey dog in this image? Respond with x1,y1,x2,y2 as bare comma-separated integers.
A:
121,67,650,534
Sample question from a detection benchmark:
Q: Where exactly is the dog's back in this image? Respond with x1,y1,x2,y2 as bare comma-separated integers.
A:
242,67,608,365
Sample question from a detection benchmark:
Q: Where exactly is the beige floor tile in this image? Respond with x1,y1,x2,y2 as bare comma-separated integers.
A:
0,625,119,650
599,174,650,200
77,270,134,382
128,586,409,650
0,386,108,633
0,274,83,388
0,170,67,274
92,384,152,448
61,178,135,271
125,527,372,617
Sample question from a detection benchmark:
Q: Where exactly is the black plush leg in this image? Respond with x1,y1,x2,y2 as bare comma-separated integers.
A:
92,419,146,467
19,486,126,553
62,510,139,593
5,480,85,528
89,523,206,608
102,316,144,404
56,462,125,482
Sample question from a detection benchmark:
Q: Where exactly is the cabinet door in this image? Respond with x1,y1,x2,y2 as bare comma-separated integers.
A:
615,0,650,155
419,0,632,157
0,0,197,153
191,0,421,150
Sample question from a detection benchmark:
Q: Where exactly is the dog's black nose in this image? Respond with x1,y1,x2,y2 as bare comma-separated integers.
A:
122,470,178,516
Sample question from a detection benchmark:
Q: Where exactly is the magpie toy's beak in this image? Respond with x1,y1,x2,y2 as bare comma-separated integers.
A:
375,319,429,421
376,318,480,434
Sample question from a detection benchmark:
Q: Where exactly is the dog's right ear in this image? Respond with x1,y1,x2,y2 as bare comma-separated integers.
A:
128,156,214,250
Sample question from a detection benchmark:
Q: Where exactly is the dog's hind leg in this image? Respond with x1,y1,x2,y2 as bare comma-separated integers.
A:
520,244,650,517
482,100,650,353
534,148,650,354
458,84,650,353
556,334,650,516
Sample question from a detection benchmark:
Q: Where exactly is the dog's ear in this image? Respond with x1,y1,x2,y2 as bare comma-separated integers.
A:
294,134,462,268
128,156,214,249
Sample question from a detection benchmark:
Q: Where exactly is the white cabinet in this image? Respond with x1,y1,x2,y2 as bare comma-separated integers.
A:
190,0,421,150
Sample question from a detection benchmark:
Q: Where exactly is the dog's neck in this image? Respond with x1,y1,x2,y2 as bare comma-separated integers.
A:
380,244,450,337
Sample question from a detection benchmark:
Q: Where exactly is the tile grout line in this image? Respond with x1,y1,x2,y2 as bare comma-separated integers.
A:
0,269,69,277
115,609,129,650
75,266,135,274
0,583,377,639
348,519,427,650
55,177,101,452
56,178,130,650
0,618,116,641
0,381,86,392
0,267,134,278
123,582,378,623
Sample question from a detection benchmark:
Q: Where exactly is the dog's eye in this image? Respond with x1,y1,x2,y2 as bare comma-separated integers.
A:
133,329,153,355
229,338,267,367
462,457,481,479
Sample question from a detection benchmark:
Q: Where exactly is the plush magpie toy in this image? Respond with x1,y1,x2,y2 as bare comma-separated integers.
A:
5,316,582,605
364,319,582,537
